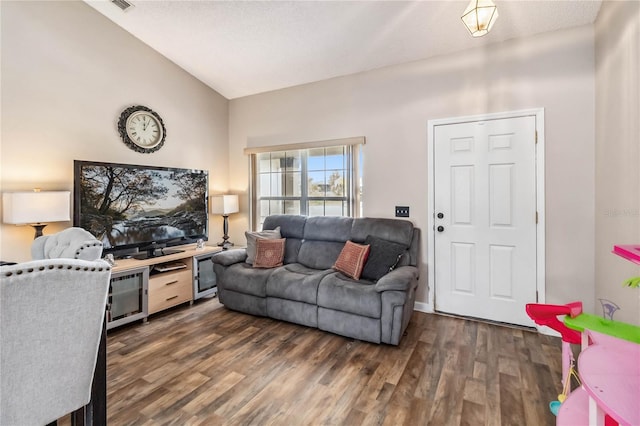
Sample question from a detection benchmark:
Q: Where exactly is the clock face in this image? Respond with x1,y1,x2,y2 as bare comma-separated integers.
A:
126,111,163,148
117,106,166,153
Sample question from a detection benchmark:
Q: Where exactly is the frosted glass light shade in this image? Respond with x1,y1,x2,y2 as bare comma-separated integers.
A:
461,0,499,37
211,194,239,215
2,191,71,224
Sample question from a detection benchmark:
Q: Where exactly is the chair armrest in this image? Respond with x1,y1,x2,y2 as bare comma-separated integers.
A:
374,266,419,292
212,249,247,266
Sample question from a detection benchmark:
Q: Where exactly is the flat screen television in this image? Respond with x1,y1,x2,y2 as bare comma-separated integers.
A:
74,160,208,259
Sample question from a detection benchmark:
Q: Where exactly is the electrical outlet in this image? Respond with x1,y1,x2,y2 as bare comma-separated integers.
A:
395,206,410,217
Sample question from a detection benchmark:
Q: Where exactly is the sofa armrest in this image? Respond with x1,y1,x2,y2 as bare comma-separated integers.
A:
212,248,247,266
374,266,419,292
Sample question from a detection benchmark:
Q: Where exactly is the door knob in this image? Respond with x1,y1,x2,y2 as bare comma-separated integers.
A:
437,212,444,219
437,226,444,232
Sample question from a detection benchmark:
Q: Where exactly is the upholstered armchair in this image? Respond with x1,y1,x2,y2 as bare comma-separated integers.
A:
0,258,111,425
31,227,104,261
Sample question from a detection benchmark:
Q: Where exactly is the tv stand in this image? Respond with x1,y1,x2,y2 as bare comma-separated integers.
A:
106,245,221,329
131,247,186,260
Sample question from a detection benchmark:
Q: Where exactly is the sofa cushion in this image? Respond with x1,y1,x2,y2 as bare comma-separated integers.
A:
266,263,333,304
361,235,407,282
263,215,306,264
245,227,281,265
254,238,286,268
350,218,414,247
333,240,370,280
297,240,345,270
222,262,275,297
303,216,353,242
317,272,381,318
318,307,381,344
263,215,306,239
220,289,267,317
267,298,318,328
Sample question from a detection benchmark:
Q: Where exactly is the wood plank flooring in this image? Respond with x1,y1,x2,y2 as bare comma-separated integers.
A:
77,298,563,425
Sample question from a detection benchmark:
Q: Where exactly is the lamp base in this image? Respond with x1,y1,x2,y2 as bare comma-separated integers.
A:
31,224,47,239
217,214,234,250
218,241,233,250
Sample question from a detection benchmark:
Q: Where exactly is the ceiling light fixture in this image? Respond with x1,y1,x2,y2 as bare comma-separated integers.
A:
461,0,499,37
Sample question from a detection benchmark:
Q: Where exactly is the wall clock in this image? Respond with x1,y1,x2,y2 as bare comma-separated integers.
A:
118,105,166,153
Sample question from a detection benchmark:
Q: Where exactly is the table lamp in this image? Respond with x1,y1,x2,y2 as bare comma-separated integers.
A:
211,194,239,250
2,190,71,239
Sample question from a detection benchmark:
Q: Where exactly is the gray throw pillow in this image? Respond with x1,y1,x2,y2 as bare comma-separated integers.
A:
245,227,281,265
361,235,407,282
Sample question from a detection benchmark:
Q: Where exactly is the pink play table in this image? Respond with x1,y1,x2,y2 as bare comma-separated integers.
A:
579,342,640,425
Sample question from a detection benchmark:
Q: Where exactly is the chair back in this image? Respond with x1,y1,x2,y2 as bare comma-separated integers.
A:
32,227,103,261
0,258,111,425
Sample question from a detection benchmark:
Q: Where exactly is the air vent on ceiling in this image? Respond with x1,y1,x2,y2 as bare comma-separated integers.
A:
111,0,134,12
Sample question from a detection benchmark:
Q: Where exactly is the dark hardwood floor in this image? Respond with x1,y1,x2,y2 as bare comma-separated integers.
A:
83,298,562,425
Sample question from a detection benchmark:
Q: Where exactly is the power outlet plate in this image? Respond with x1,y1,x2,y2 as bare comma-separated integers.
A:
395,206,410,217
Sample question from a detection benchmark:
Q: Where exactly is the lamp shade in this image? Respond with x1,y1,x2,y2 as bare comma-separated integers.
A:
211,194,239,215
461,0,499,37
2,191,71,224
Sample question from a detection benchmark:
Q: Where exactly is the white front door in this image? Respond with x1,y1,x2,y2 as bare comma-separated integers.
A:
434,116,537,326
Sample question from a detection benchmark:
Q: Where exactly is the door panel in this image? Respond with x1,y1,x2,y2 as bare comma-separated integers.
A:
452,166,473,224
434,116,536,326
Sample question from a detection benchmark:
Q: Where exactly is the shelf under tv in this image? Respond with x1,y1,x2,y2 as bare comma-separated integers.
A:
130,247,186,260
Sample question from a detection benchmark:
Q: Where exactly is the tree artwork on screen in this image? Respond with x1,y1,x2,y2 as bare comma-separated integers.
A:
78,164,207,249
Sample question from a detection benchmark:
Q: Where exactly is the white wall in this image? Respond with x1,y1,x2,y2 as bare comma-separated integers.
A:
229,26,596,311
595,1,640,325
0,1,229,261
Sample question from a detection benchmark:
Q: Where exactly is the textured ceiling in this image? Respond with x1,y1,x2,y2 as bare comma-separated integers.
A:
84,0,602,99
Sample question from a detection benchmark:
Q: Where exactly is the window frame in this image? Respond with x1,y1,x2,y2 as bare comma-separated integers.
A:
246,137,364,231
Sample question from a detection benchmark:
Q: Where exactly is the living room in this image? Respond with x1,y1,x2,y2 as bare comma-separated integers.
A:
1,0,639,424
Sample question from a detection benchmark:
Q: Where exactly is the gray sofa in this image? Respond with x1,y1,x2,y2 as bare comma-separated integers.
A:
212,215,420,345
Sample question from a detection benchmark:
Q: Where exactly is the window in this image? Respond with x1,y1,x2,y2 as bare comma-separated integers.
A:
247,138,364,230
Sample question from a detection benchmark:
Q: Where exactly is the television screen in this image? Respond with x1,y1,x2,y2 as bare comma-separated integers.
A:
74,160,208,256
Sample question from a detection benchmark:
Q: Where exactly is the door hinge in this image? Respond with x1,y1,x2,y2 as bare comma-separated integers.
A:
535,131,538,144
536,211,538,224
536,291,539,303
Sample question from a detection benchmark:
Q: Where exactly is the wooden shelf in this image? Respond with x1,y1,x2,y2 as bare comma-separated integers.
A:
111,245,220,273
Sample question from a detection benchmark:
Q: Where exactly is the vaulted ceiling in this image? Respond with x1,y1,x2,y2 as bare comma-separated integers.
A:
85,0,602,99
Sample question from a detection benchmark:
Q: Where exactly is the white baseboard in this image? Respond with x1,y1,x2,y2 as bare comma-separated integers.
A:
414,301,433,313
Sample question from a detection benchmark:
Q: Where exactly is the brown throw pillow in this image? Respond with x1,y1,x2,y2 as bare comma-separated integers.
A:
333,240,370,280
253,238,286,268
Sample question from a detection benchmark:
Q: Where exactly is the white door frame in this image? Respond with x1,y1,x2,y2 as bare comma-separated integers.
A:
425,108,546,316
